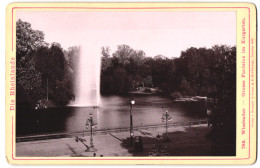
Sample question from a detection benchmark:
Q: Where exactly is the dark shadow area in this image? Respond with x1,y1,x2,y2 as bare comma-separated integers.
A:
16,107,73,136
121,126,235,156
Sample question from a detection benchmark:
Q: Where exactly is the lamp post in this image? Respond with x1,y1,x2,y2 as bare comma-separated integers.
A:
161,108,172,137
86,113,97,152
130,99,135,146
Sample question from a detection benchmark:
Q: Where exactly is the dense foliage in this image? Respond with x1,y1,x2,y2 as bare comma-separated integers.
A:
101,44,236,98
16,19,77,108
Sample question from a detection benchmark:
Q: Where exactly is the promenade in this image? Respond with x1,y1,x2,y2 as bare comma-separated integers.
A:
16,124,212,157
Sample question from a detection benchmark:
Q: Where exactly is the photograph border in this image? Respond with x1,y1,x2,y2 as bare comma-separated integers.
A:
5,2,257,165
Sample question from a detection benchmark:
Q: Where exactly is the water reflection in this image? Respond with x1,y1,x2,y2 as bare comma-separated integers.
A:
66,95,206,132
17,95,206,136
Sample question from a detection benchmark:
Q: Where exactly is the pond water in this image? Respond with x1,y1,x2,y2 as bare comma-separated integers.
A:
16,95,207,136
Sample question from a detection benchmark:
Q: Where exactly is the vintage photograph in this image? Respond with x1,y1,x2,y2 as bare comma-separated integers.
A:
15,10,236,157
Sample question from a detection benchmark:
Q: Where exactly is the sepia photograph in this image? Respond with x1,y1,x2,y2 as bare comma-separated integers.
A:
15,10,237,157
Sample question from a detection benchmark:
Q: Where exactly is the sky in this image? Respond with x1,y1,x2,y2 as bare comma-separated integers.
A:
17,11,236,58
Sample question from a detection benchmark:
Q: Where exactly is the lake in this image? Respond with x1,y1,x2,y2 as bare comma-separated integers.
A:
16,95,207,136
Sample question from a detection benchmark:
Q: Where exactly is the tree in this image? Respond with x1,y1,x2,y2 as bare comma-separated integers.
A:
33,43,74,105
101,46,111,58
16,19,75,107
16,19,46,62
52,80,75,106
16,56,43,103
48,43,66,81
142,75,153,87
180,76,192,95
112,45,134,65
130,50,145,66
64,46,80,71
16,19,46,106
101,47,112,72
112,67,128,94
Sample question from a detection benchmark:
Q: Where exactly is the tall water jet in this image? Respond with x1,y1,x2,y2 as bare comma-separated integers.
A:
70,45,101,107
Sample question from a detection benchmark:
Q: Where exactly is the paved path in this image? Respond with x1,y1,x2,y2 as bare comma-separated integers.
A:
16,124,208,157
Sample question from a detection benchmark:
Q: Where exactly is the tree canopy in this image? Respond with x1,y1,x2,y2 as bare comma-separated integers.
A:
16,19,76,108
101,44,236,99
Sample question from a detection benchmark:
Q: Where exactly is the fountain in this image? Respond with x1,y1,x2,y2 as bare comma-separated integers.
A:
69,45,101,107
65,44,101,132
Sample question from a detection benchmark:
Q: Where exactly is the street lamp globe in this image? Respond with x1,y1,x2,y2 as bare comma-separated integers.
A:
131,100,135,105
207,109,212,116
